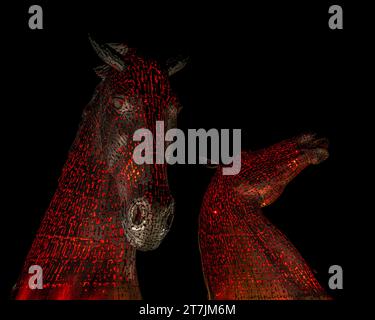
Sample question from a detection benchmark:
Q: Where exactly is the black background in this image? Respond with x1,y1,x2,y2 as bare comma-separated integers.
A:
1,0,370,316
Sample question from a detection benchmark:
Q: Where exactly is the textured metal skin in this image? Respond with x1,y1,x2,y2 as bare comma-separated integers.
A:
13,40,180,300
199,134,331,300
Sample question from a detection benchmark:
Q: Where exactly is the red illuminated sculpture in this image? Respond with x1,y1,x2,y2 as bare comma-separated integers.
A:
13,37,186,299
199,133,331,300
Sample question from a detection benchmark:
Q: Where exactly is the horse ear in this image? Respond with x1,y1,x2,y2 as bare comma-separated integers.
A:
107,43,129,55
93,64,111,79
167,55,190,76
89,34,127,71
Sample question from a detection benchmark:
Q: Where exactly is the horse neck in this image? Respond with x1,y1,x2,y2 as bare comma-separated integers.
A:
199,174,326,300
45,109,134,247
17,109,141,299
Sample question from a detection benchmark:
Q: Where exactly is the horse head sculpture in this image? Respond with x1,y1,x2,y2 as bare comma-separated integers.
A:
199,133,332,300
13,36,187,299
88,36,185,251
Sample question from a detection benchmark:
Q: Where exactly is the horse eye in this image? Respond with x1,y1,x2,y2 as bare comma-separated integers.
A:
113,97,125,109
112,96,133,114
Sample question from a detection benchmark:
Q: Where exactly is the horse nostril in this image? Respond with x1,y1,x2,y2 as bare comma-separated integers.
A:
126,197,151,231
133,207,143,225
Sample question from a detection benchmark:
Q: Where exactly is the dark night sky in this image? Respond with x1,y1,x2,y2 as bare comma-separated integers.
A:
1,1,370,310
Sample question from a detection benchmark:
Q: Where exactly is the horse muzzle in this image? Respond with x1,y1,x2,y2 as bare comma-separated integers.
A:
122,197,175,251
